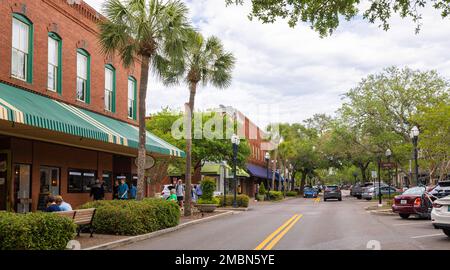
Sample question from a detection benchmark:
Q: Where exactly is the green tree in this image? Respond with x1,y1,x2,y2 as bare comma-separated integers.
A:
226,0,450,36
340,66,449,184
412,102,450,182
98,0,191,200
177,31,235,216
146,109,250,183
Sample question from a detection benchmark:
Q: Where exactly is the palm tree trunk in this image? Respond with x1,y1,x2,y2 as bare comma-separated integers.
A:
184,82,197,216
136,56,150,201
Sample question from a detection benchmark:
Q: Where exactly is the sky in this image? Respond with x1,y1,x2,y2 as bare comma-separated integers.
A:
84,0,450,129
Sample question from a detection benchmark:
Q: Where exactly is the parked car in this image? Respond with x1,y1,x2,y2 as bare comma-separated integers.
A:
304,187,318,198
431,195,450,237
392,186,437,219
429,180,450,199
324,185,342,201
352,182,376,199
362,186,398,200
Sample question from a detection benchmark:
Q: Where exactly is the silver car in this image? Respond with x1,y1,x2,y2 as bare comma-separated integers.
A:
362,186,397,200
324,185,342,201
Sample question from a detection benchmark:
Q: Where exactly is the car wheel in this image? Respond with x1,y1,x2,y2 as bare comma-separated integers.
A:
356,195,362,199
443,229,450,237
324,198,327,201
338,197,342,201
399,214,410,219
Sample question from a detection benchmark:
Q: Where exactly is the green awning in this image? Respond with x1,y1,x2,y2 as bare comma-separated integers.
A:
201,163,249,178
0,82,185,157
201,163,231,175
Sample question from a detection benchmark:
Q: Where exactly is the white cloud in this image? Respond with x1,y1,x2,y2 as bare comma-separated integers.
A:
83,0,450,129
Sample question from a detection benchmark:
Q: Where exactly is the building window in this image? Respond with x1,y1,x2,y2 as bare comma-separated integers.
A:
76,49,90,103
104,65,116,112
48,33,62,93
11,14,33,83
68,169,96,193
128,77,137,119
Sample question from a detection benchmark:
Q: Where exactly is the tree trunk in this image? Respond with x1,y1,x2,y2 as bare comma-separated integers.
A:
136,56,150,201
184,82,197,217
299,170,307,195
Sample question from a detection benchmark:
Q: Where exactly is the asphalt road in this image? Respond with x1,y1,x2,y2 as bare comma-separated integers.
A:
117,191,450,250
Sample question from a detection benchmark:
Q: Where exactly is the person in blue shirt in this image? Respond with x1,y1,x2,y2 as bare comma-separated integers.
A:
45,195,61,212
130,183,137,199
118,179,129,200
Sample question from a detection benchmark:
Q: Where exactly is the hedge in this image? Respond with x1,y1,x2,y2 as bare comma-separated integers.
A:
269,191,284,201
78,198,180,236
0,212,76,250
218,194,250,208
286,191,298,197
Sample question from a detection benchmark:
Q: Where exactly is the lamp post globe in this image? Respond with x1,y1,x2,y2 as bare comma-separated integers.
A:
410,126,420,186
231,134,240,208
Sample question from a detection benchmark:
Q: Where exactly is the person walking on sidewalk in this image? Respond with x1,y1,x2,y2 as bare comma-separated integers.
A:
118,179,129,200
175,179,185,208
90,179,105,201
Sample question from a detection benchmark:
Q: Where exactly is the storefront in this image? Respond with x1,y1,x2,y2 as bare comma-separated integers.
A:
0,83,184,212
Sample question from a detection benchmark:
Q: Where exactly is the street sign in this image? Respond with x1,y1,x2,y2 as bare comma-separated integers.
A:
380,162,397,169
371,171,377,178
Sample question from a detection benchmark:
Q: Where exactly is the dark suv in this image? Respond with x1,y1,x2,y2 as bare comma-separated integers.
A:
430,181,450,199
324,185,342,201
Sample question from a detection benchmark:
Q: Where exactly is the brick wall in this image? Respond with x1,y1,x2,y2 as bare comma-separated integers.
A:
0,0,141,124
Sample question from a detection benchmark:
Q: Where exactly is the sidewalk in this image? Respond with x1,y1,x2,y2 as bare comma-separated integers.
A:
78,210,239,250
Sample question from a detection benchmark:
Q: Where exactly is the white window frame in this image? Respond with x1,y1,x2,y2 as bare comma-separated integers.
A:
76,52,88,102
47,36,59,92
128,79,135,119
11,18,29,81
104,67,113,111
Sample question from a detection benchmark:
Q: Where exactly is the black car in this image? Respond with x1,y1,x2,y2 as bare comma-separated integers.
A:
430,181,450,198
324,185,342,201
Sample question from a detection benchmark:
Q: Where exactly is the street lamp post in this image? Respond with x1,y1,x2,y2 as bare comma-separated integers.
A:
231,134,240,208
410,126,420,187
386,149,392,199
265,152,270,200
377,155,382,206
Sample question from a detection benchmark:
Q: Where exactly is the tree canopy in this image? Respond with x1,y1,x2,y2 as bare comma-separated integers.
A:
226,0,450,36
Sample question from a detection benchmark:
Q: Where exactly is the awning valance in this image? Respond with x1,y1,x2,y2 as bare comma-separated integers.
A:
0,82,185,157
246,163,271,179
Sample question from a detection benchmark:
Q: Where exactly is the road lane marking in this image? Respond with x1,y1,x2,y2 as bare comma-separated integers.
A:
314,197,320,203
410,233,444,239
254,214,299,250
264,215,303,250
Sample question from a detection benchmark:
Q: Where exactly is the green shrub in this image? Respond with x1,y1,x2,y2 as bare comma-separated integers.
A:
78,199,180,236
256,194,264,201
259,183,267,195
200,178,216,201
197,197,220,205
269,191,283,201
286,191,298,197
218,194,250,207
0,212,76,250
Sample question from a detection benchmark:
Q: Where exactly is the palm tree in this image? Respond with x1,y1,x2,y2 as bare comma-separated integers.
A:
175,31,235,216
98,0,190,200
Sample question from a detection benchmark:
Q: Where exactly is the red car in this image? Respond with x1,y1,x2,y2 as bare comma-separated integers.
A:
392,187,437,219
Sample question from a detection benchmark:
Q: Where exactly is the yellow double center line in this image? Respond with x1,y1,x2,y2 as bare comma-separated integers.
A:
254,214,303,250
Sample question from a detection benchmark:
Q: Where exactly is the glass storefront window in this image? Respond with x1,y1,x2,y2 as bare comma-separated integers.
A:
68,169,97,193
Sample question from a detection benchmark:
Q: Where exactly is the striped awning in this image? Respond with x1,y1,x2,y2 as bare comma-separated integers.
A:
0,82,185,158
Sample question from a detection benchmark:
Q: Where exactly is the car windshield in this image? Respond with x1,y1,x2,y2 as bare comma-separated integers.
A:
438,181,450,187
327,186,338,190
403,187,425,195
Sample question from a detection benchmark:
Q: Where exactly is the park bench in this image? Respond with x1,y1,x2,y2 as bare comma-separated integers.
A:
56,208,96,237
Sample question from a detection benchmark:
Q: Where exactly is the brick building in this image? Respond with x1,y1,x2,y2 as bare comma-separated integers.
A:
0,0,184,212
216,106,274,198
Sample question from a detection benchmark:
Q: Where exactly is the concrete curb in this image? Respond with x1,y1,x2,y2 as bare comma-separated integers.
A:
83,210,239,250
217,207,249,211
368,209,396,216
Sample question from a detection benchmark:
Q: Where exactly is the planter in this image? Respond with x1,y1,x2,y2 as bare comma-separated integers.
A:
195,204,218,213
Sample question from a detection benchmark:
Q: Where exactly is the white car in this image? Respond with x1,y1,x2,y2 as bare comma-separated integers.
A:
431,195,450,237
